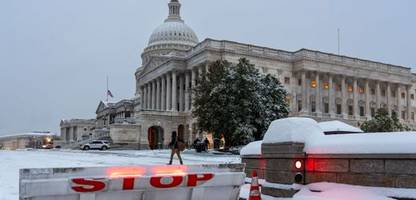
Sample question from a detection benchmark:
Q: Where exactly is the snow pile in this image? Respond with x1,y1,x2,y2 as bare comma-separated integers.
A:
263,118,324,144
240,140,262,156
318,120,363,134
255,181,416,200
296,182,416,200
306,131,416,154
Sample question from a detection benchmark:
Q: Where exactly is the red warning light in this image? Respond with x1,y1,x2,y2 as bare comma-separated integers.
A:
106,166,145,178
295,160,302,169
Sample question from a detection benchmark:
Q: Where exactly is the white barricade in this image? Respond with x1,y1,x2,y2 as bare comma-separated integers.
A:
20,164,245,200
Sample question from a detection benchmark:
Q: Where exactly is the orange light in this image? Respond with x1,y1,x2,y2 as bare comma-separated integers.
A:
324,82,329,89
151,165,188,176
311,80,317,88
295,161,302,169
106,166,145,178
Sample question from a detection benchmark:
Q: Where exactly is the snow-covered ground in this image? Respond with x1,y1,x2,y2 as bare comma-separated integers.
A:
0,149,240,200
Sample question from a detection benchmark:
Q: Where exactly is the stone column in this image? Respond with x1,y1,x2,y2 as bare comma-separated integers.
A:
149,82,152,110
301,71,308,113
341,76,347,118
198,66,204,85
152,81,157,110
406,85,411,121
162,75,166,111
172,71,178,111
156,78,161,110
166,73,172,111
191,69,197,110
291,73,297,113
376,81,381,109
365,80,371,118
142,86,147,110
328,74,334,116
315,72,321,114
147,83,151,110
397,85,402,120
387,83,392,116
185,71,191,112
353,79,359,118
140,87,144,110
179,74,185,112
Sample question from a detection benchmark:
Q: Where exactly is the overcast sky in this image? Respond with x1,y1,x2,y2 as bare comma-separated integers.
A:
0,0,415,136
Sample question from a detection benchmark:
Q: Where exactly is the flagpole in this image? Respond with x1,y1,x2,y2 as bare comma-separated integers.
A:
106,76,109,102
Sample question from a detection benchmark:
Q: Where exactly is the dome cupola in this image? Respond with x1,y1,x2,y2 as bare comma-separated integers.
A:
145,0,199,51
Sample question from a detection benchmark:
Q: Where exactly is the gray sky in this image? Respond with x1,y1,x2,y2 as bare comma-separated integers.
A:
0,0,415,136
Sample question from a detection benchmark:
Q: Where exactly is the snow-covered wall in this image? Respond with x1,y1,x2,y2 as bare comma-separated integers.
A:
262,117,416,154
257,117,416,198
306,132,416,154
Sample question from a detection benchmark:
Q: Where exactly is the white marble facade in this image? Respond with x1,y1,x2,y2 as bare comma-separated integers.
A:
133,0,416,149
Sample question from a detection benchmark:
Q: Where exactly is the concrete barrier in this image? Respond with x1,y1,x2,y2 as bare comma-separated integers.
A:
20,164,245,200
241,155,266,179
253,117,416,198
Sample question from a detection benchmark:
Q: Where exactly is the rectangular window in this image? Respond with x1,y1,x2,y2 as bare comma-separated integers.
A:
381,89,386,96
311,102,316,113
391,90,396,97
348,105,353,116
402,111,406,119
336,104,342,114
297,100,302,112
371,88,376,95
298,79,302,86
324,103,329,113
125,112,131,118
411,94,415,100
359,87,365,94
335,84,342,91
284,77,290,84
401,92,406,99
360,106,365,116
348,85,353,92
371,108,375,117
285,96,291,104
412,112,415,120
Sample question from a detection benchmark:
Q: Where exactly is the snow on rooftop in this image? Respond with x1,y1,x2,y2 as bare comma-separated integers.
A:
318,120,363,133
263,117,324,144
0,132,54,139
240,140,262,156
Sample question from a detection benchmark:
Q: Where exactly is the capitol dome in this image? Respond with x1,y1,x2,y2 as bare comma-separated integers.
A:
148,21,198,47
146,0,198,49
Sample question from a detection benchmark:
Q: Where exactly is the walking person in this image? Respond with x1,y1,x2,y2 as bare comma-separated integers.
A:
203,137,210,152
168,131,184,165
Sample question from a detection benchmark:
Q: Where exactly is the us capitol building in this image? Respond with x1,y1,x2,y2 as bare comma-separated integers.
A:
61,0,416,149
